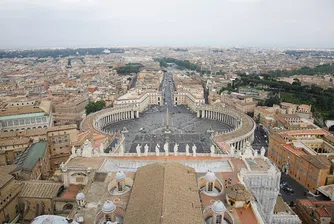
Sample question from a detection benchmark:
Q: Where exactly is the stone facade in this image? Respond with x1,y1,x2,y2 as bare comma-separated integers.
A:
0,166,21,224
47,125,79,172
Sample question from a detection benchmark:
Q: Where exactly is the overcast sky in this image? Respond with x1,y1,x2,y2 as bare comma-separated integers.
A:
0,0,333,49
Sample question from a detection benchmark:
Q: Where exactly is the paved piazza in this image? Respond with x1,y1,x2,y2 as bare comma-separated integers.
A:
104,104,232,153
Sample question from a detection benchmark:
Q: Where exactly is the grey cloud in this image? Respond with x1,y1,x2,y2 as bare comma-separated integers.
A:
0,0,333,49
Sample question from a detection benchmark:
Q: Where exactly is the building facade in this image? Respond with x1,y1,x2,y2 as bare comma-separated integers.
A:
47,125,79,172
0,100,53,132
0,166,22,224
268,130,334,192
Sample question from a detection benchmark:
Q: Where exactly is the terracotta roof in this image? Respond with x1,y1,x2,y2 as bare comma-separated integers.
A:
297,199,333,218
300,155,331,169
123,163,203,224
0,106,43,116
274,196,294,214
20,181,63,198
0,137,30,147
47,124,77,132
281,129,329,136
283,144,307,156
226,183,253,201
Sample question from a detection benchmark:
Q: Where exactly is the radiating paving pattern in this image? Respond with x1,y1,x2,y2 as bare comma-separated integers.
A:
104,105,232,153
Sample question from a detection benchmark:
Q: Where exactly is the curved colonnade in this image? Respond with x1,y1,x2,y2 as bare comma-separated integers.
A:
197,104,256,152
197,105,242,130
80,105,139,135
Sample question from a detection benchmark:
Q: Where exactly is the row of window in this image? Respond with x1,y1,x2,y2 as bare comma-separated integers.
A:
2,117,47,127
51,135,69,144
2,126,47,132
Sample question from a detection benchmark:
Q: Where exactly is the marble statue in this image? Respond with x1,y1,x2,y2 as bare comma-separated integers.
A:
82,139,93,157
60,162,67,172
192,144,197,157
136,144,141,157
144,144,149,156
71,146,76,155
254,150,258,157
164,142,169,156
230,145,235,156
243,141,254,158
76,148,82,156
119,143,124,156
210,145,215,156
185,144,190,156
99,143,104,154
173,143,179,156
155,144,160,156
260,146,266,157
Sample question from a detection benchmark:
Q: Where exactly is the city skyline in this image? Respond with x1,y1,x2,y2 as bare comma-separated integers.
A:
0,0,334,49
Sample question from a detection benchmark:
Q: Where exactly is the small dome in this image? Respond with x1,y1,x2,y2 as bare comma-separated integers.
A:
76,192,85,201
102,200,116,213
205,171,216,182
212,200,226,213
115,171,126,180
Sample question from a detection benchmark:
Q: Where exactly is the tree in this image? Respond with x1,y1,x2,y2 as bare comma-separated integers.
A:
85,100,106,115
256,113,261,124
263,94,281,107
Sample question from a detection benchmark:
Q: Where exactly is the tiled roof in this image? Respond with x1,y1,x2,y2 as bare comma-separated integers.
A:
274,196,295,214
20,181,63,198
226,183,253,201
123,163,203,224
300,155,331,169
0,137,30,147
0,165,16,188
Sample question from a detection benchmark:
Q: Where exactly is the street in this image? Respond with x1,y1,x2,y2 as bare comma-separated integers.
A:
252,124,268,153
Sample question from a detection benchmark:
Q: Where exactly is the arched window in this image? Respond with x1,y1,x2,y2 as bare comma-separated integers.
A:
208,182,214,192
106,214,112,222
63,204,73,211
117,182,123,191
216,215,222,224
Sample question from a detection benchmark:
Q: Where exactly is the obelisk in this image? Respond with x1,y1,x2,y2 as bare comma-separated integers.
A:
165,107,171,134
166,107,169,130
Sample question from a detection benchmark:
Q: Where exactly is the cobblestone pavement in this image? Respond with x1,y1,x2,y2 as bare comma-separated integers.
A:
104,105,232,153
105,72,232,153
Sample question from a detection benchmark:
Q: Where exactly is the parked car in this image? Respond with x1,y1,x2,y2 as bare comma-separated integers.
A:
282,185,295,195
280,181,288,188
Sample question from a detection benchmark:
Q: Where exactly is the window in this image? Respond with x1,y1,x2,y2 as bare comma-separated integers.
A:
216,215,222,224
106,215,112,222
76,177,84,182
208,182,214,192
118,182,123,191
